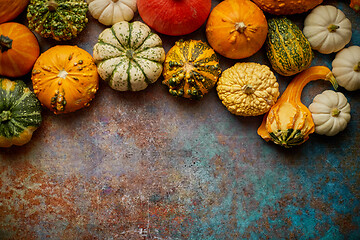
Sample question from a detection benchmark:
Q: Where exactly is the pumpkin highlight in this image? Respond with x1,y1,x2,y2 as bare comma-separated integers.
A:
252,0,323,15
0,0,29,23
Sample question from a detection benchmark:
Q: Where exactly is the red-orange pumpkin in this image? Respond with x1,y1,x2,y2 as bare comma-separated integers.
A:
137,0,211,36
0,22,40,77
0,0,29,23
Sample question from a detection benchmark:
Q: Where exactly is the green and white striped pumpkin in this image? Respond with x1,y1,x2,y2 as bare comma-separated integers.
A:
0,78,42,147
266,18,314,76
93,21,165,91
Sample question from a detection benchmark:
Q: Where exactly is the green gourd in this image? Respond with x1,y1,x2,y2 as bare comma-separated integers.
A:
266,17,314,76
0,78,42,147
27,0,88,41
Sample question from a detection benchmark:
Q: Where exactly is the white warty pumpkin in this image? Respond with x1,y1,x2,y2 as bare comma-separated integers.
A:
93,21,165,91
87,0,137,26
309,90,351,136
303,5,352,54
332,46,360,91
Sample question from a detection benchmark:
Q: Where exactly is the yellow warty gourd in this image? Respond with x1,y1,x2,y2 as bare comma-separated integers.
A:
216,62,280,116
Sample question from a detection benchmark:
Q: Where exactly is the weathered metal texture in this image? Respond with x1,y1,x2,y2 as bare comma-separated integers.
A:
1,1,360,239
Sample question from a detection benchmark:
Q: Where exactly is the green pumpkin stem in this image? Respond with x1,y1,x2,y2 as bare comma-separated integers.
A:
0,35,13,53
354,62,360,72
327,24,340,32
0,111,12,122
47,0,59,11
126,49,135,60
331,108,340,117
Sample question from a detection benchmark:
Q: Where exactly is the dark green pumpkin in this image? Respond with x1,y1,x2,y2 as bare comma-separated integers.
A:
266,17,314,76
0,78,42,147
27,0,88,41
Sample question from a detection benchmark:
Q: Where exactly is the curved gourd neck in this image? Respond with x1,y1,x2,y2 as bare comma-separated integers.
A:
281,66,338,103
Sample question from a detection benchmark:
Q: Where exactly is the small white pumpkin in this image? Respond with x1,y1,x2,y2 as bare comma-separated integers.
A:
332,46,360,91
309,90,351,136
93,21,165,91
303,5,352,54
87,0,137,26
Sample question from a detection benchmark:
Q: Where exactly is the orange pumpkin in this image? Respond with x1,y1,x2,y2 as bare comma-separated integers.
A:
0,22,40,77
252,0,323,15
0,0,29,23
205,0,268,59
31,45,99,114
350,0,360,11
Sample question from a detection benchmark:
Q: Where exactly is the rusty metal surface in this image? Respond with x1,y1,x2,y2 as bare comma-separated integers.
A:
1,0,360,239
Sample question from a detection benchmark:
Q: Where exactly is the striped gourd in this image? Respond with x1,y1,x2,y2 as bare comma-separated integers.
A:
93,21,165,91
0,78,42,147
162,39,221,99
266,18,314,76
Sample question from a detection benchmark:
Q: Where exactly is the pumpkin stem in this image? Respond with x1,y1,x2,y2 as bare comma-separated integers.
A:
241,84,254,94
112,0,119,2
0,35,13,53
325,72,339,90
126,49,135,60
327,24,340,32
354,62,360,72
47,0,59,11
331,108,340,117
235,22,247,33
0,111,11,122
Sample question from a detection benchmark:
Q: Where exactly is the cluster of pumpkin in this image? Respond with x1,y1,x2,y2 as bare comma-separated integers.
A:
0,0,359,148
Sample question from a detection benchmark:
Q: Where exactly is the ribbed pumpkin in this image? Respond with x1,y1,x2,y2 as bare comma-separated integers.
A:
162,39,221,99
0,78,42,148
27,0,88,41
0,0,29,23
32,45,99,114
266,18,314,76
252,0,322,15
93,21,165,91
205,0,268,59
0,22,40,77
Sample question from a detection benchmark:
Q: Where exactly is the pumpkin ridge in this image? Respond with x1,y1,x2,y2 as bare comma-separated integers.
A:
127,21,133,48
126,59,132,91
110,26,127,50
10,91,31,111
133,32,153,51
134,44,163,55
95,42,126,59
131,58,151,85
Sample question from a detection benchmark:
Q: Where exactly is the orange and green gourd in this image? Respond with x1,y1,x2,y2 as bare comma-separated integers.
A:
162,39,221,99
257,66,338,148
266,17,314,76
0,78,42,147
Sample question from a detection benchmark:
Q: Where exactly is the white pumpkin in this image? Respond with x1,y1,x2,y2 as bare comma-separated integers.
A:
87,0,137,26
309,90,351,136
303,5,352,54
93,21,165,91
332,46,360,91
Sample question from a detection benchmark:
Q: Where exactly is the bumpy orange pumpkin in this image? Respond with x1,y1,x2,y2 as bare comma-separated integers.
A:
0,22,40,77
252,0,323,15
0,0,29,23
32,45,99,114
205,0,268,59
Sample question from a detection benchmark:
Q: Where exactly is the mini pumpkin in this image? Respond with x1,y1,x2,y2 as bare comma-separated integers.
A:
205,0,268,59
32,45,99,114
93,21,165,91
303,5,352,54
251,0,322,15
0,78,42,148
309,90,351,136
0,22,40,77
162,39,221,100
86,0,137,26
27,0,88,41
216,62,279,116
0,0,29,23
332,46,360,91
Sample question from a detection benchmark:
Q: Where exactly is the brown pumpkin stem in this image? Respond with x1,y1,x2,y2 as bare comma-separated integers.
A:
241,84,254,94
47,0,59,11
354,62,360,72
0,35,13,53
235,22,247,33
327,24,340,32
0,111,11,122
331,108,340,117
112,0,119,2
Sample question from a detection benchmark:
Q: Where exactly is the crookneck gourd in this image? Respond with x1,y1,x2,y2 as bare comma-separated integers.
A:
217,62,279,116
32,45,99,114
162,39,221,99
257,66,338,148
93,21,165,91
0,78,42,148
27,0,88,41
266,17,314,76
